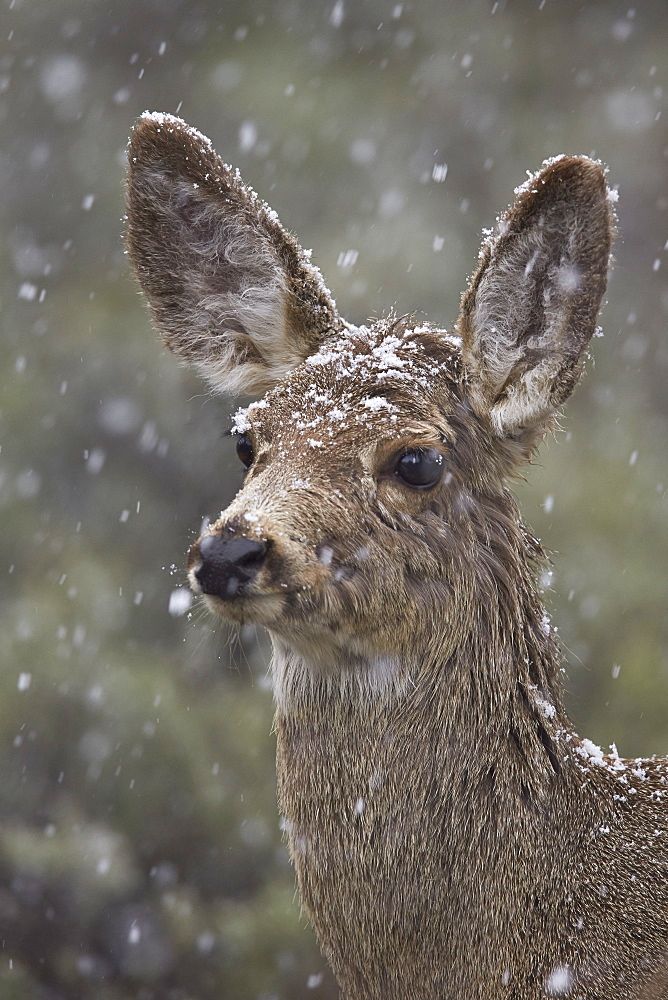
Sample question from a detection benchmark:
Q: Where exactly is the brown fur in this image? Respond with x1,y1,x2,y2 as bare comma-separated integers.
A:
126,115,668,999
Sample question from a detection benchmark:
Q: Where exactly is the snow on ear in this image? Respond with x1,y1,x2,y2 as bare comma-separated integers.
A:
126,112,341,397
457,156,614,440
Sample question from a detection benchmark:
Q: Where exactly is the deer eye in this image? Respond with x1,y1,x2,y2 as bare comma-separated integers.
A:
235,433,254,469
395,447,444,489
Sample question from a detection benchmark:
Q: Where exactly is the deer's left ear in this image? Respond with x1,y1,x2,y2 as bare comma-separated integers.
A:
457,156,614,441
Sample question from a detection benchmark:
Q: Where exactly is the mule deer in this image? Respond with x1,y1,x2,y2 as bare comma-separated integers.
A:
126,113,668,1000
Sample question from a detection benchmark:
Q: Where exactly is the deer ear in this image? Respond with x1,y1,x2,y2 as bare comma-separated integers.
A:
126,113,340,397
457,156,614,440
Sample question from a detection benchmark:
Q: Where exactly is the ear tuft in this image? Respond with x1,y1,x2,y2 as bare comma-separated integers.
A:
458,155,615,441
126,113,340,397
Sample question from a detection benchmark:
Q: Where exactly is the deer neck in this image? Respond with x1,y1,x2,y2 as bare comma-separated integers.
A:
271,608,567,794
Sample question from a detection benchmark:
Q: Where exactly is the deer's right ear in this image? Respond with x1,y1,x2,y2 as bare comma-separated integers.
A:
457,156,614,444
126,113,340,396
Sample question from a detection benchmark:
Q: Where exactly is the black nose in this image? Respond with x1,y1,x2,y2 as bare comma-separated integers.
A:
194,533,268,600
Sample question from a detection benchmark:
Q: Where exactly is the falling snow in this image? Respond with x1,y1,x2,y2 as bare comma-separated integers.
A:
4,3,668,997
168,588,193,616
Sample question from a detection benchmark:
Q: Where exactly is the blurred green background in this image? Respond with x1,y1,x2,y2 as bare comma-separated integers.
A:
1,0,667,996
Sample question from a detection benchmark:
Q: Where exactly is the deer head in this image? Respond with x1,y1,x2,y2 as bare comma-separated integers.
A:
126,113,613,706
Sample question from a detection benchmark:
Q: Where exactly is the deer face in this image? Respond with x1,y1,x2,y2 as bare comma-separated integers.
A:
186,321,473,668
126,113,613,677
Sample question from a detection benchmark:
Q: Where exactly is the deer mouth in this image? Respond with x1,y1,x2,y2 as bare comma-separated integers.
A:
196,587,292,626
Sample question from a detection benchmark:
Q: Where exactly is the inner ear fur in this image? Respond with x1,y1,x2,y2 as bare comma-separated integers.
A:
126,113,341,396
457,156,614,441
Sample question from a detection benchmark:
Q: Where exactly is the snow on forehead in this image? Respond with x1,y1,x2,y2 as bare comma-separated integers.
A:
304,321,456,378
232,322,461,442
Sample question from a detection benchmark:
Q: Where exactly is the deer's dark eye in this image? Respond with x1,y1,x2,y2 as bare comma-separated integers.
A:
395,447,444,489
236,433,254,469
